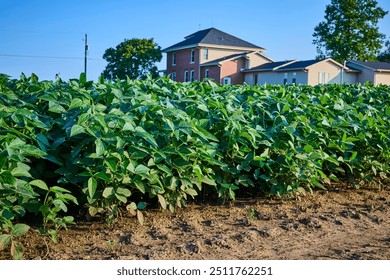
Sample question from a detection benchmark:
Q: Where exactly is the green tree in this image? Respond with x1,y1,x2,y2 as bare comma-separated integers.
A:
102,38,162,80
377,40,390,62
313,0,388,62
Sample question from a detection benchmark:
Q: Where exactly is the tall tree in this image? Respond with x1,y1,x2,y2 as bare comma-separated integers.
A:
102,38,162,80
377,40,390,62
313,0,388,62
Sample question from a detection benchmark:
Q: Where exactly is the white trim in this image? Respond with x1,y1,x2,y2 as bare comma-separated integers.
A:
190,49,195,64
172,53,176,66
203,49,208,60
204,69,209,78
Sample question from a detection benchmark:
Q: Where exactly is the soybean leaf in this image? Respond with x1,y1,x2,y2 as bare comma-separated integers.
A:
11,224,30,237
0,235,11,250
70,124,86,137
88,177,97,199
102,187,114,198
157,194,167,210
29,179,49,191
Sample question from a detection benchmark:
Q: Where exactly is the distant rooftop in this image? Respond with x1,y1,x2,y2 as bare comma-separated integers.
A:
348,60,390,71
162,28,264,52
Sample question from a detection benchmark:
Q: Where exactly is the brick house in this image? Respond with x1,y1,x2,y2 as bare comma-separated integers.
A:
162,28,272,84
163,28,390,86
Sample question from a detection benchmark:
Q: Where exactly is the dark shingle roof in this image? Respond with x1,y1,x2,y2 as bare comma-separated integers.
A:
201,52,249,66
347,60,390,71
276,59,321,71
162,28,264,52
245,60,296,71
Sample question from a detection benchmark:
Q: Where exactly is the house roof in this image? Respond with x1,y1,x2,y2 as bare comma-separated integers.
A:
347,60,390,72
243,60,297,72
162,28,264,52
200,52,249,67
276,59,322,71
275,58,356,72
244,58,358,73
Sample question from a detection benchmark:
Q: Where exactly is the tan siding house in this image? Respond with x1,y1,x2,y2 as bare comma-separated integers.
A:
347,61,390,85
244,58,359,86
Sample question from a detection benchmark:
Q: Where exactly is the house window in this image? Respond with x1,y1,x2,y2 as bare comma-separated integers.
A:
223,77,231,85
318,72,329,84
190,70,195,82
203,49,208,60
184,71,189,82
283,73,288,85
205,69,209,78
292,72,297,84
172,53,176,66
253,74,258,85
190,49,195,63
171,72,176,81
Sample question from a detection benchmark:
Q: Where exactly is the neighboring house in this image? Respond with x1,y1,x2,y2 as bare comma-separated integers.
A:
162,28,272,84
347,60,390,85
244,58,359,86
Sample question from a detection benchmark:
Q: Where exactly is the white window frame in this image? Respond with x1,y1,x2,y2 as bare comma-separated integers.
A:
325,72,330,83
318,72,324,84
172,53,176,66
203,49,208,60
184,71,189,82
171,72,176,81
283,73,288,85
292,72,297,84
205,69,209,78
223,77,231,85
190,49,195,63
190,70,195,82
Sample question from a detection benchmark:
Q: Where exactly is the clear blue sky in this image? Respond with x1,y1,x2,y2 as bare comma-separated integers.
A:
1,0,390,81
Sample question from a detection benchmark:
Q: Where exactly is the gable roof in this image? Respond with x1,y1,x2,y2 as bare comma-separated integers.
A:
162,28,264,52
347,60,390,72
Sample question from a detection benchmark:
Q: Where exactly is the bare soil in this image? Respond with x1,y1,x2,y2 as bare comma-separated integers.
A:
1,184,390,260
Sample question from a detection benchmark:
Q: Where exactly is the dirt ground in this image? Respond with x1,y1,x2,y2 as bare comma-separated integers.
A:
1,184,390,260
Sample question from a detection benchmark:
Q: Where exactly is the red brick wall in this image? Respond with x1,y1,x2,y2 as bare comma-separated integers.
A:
200,65,220,82
220,58,245,84
166,48,200,82
166,49,245,84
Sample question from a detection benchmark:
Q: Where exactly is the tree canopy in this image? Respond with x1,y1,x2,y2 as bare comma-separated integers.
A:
377,40,390,62
313,0,388,62
102,38,162,80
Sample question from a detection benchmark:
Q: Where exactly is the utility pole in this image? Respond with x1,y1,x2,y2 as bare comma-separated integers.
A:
84,34,88,77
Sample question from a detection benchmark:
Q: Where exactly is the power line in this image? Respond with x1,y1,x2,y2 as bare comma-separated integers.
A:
0,54,103,61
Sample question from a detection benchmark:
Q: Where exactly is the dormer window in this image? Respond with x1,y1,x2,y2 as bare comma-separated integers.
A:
190,49,195,63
